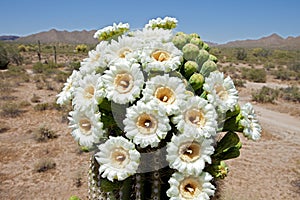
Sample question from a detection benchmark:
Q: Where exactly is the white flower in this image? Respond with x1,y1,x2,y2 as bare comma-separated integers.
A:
240,103,262,140
145,16,178,30
167,172,215,200
101,60,144,104
123,100,171,148
72,73,102,111
131,28,174,43
56,70,82,105
142,74,188,115
141,42,183,72
172,96,218,138
80,41,109,75
94,22,130,41
105,35,143,64
95,136,140,182
68,108,104,148
166,132,214,176
203,71,239,113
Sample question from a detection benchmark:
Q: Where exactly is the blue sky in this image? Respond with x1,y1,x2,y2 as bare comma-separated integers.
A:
1,0,300,44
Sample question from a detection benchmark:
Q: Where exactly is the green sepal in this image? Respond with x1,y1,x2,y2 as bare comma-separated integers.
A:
213,131,241,161
225,104,240,118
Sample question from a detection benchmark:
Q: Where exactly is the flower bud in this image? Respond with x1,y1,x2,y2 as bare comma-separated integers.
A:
184,61,198,78
188,73,204,91
190,37,204,49
202,42,210,51
182,43,199,61
172,34,188,50
209,54,218,63
200,60,218,77
195,49,209,67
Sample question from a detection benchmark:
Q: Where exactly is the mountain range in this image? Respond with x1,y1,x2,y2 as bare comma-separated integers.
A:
1,29,300,49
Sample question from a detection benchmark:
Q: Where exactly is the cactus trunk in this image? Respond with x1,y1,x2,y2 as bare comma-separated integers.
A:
88,154,175,200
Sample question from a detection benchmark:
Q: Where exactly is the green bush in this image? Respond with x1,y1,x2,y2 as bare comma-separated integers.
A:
241,68,266,83
0,103,23,118
252,86,279,103
280,85,300,102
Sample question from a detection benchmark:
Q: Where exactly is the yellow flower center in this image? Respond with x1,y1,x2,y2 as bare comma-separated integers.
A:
79,118,92,135
118,48,132,58
185,108,206,127
136,113,158,135
179,177,202,199
84,85,95,99
151,50,170,62
214,84,228,100
179,142,201,162
114,73,134,94
154,86,175,104
111,147,130,168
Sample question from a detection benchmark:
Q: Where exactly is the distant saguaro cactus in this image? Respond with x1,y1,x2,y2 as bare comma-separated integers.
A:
37,40,41,62
53,45,57,65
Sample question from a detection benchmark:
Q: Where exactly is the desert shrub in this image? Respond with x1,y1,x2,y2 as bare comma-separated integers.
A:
18,45,28,52
264,63,275,71
241,68,266,83
45,81,55,90
69,61,81,71
233,79,246,87
236,48,247,60
75,44,88,53
252,48,271,58
279,85,300,102
32,62,58,75
0,102,23,117
271,67,294,81
30,94,41,103
54,71,69,83
34,126,58,142
34,158,56,172
288,63,300,72
252,86,279,103
34,103,50,111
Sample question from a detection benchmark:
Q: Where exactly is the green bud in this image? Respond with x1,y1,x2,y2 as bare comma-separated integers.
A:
184,61,199,78
172,34,188,50
202,42,210,51
215,161,229,179
188,73,204,91
195,49,209,67
200,60,218,77
187,33,200,42
69,196,81,200
182,43,200,61
209,54,218,63
190,37,204,49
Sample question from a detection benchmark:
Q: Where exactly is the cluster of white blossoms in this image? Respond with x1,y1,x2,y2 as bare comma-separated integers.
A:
57,16,262,199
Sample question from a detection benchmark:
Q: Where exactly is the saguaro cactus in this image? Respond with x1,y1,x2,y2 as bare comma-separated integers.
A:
58,16,262,200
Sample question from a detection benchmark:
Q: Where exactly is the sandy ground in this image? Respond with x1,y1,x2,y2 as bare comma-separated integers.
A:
0,70,299,200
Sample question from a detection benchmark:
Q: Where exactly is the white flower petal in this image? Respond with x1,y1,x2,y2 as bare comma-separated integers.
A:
203,71,239,113
95,136,140,181
166,132,214,176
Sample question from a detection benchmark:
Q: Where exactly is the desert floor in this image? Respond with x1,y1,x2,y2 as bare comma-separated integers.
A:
0,65,299,200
